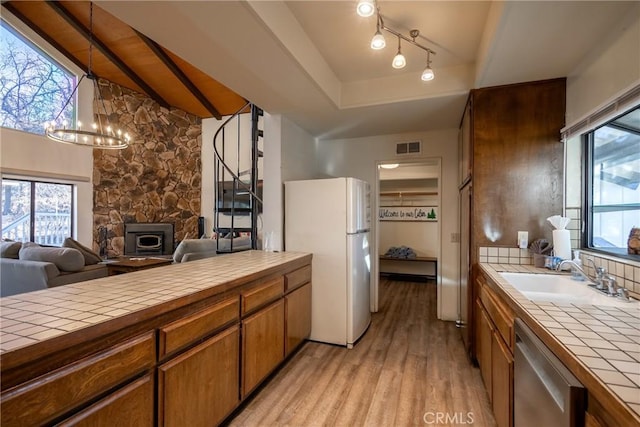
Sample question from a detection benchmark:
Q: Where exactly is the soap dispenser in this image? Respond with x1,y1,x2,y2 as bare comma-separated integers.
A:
571,250,584,281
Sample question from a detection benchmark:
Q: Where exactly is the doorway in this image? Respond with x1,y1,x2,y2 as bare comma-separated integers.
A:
372,159,442,314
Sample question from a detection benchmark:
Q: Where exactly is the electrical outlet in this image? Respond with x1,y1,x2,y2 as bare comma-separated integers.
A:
451,232,460,243
517,231,528,249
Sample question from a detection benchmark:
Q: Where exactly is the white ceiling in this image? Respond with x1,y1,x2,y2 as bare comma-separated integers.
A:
97,1,637,141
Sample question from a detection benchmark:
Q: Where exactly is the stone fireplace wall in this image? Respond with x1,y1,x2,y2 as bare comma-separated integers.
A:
93,79,202,257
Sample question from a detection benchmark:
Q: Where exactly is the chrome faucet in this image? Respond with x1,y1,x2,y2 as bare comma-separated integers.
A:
555,260,632,302
556,260,591,281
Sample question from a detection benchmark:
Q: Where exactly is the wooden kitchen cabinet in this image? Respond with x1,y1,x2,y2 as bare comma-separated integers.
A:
158,325,240,427
475,270,515,427
458,79,565,360
491,331,513,427
0,255,313,427
285,282,312,356
242,299,285,397
0,332,155,427
476,299,493,399
57,374,154,427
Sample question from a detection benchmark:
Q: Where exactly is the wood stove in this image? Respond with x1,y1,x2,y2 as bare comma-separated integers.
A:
124,223,174,256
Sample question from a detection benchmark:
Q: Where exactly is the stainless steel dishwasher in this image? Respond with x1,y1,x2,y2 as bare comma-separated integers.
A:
514,319,586,427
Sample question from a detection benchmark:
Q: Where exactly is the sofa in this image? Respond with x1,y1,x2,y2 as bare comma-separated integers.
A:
0,240,108,297
172,236,252,263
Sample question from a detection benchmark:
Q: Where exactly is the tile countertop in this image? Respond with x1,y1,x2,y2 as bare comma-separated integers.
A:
0,250,311,355
480,263,640,423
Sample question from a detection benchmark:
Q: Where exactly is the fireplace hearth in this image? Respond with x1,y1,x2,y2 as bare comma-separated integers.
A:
124,223,174,256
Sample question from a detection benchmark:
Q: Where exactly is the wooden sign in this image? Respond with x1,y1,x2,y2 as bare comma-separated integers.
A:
379,206,437,222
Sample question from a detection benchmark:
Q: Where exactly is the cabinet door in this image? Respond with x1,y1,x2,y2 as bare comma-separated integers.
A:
158,326,240,427
492,332,513,427
475,299,493,400
242,299,285,397
285,282,311,356
57,374,154,427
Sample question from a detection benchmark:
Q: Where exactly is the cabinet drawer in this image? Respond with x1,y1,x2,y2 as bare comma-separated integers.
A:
285,265,311,292
241,277,284,315
0,331,155,427
479,281,514,350
57,374,154,427
159,297,239,357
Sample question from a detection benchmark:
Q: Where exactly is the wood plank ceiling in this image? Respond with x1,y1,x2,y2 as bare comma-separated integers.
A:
3,0,248,119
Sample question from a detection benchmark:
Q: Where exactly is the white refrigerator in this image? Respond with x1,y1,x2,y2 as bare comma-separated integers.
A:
285,177,371,348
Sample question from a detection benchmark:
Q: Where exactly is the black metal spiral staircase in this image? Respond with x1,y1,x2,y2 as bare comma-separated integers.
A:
213,102,263,253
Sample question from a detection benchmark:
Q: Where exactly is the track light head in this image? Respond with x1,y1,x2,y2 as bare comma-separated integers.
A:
371,30,386,50
356,0,375,17
392,52,406,69
392,37,406,69
421,66,434,81
421,52,434,81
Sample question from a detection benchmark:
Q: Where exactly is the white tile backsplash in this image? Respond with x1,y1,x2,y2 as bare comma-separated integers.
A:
478,244,640,300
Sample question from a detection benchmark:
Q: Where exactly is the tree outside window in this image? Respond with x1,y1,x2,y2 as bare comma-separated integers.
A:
0,19,76,135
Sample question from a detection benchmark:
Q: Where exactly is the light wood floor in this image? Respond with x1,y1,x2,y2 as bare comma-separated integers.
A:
228,278,496,427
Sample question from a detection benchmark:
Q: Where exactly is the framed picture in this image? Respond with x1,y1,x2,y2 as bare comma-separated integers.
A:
379,206,438,222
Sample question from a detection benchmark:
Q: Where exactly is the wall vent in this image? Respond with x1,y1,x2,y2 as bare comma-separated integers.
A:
396,141,421,156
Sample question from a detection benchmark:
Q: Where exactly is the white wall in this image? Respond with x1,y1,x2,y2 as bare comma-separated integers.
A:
1,128,94,246
316,129,460,321
263,114,319,251
566,7,640,126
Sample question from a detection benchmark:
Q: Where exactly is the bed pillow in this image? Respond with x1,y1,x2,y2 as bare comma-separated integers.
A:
19,242,84,272
62,238,102,265
0,241,22,259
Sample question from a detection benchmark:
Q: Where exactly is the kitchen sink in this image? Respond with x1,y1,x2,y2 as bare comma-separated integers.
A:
499,272,638,307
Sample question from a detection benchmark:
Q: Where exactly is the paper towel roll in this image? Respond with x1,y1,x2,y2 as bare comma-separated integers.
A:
553,229,571,260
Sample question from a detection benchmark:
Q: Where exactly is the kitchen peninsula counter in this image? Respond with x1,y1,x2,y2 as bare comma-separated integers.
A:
478,263,639,427
0,250,312,426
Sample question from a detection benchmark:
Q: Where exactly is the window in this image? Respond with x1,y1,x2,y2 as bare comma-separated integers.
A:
0,19,76,134
1,179,74,245
585,106,640,258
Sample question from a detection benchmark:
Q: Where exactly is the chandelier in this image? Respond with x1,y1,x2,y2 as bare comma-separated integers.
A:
45,2,130,149
356,0,436,82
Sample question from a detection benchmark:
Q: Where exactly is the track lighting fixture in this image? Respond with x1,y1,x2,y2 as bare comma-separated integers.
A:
358,0,436,82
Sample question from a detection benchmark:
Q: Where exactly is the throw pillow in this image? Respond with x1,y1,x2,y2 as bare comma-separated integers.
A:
0,241,22,259
62,238,102,265
19,242,84,272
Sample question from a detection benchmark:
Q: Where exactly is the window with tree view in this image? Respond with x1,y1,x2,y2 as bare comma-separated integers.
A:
0,19,76,134
586,106,640,257
2,179,73,245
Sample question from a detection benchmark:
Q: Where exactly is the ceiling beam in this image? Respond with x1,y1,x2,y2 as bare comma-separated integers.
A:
45,1,170,109
2,2,88,73
135,30,222,120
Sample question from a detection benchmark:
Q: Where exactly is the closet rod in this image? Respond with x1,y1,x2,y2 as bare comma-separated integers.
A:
380,191,438,197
